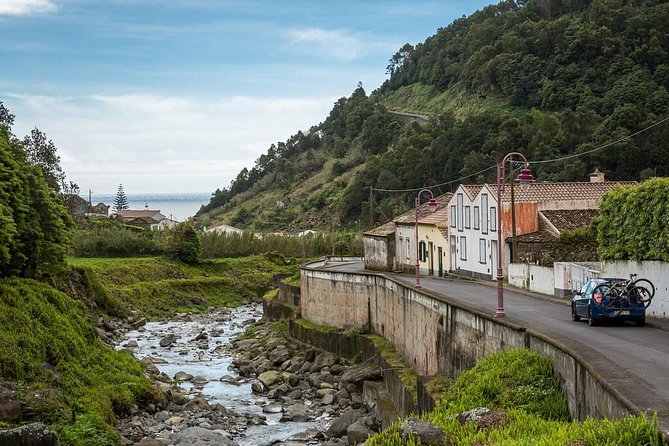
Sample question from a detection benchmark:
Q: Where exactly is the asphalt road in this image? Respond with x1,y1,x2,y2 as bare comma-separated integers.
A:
319,261,669,423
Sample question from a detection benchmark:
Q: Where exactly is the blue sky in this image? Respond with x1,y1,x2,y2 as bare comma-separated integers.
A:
1,0,492,194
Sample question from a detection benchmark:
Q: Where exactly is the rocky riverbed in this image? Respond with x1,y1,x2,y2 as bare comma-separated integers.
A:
115,305,383,445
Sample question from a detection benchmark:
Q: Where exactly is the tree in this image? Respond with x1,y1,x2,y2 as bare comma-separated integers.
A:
22,127,65,192
0,101,14,129
0,127,72,278
113,184,129,213
164,222,201,264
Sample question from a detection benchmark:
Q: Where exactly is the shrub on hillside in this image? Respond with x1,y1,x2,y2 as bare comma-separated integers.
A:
164,221,201,264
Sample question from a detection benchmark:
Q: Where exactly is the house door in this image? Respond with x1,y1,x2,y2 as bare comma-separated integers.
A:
491,240,498,280
437,247,443,277
428,242,434,276
450,236,457,272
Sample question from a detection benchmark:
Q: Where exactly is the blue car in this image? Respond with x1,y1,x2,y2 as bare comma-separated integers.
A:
571,278,646,327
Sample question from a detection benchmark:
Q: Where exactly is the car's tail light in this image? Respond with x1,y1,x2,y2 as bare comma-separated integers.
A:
593,293,603,304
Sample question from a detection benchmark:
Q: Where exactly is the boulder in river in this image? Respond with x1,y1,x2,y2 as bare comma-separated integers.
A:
159,334,178,347
174,371,194,382
258,370,282,387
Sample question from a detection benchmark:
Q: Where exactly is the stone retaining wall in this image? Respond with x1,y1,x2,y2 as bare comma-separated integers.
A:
300,264,640,424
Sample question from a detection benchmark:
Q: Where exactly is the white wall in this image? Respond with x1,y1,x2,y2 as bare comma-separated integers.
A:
602,261,669,319
396,224,415,271
508,263,555,296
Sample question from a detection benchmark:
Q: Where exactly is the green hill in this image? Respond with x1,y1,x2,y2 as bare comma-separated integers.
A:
197,0,669,232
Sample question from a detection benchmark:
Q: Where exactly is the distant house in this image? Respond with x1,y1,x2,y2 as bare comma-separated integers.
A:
363,192,452,275
117,209,170,230
204,223,243,235
89,203,109,216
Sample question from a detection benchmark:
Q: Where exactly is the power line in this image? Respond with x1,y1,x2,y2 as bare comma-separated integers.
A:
372,113,669,193
530,114,669,164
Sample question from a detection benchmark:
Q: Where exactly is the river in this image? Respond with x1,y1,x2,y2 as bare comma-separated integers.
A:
118,304,328,445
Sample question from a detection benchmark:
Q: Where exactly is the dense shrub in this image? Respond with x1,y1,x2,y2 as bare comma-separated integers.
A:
71,220,163,257
200,231,363,258
594,178,669,261
164,222,201,264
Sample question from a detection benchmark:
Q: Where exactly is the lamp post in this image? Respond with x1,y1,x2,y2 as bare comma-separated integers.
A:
415,189,438,288
496,153,534,317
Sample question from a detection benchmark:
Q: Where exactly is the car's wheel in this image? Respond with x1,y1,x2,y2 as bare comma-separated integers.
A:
572,304,581,321
587,307,597,326
636,317,646,327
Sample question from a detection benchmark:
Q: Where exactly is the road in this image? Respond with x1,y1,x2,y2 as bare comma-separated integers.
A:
320,261,669,426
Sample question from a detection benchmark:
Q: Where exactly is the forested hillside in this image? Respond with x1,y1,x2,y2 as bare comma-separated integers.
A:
197,0,669,232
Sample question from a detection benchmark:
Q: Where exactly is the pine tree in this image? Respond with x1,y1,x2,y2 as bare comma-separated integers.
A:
113,184,129,213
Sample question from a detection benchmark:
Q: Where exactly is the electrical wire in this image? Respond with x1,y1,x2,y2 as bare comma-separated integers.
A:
372,114,669,193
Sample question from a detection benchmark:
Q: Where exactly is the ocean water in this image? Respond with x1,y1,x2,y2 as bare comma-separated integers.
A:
84,192,212,222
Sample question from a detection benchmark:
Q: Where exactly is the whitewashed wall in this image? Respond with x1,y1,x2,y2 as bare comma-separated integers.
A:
508,263,555,296
602,261,669,319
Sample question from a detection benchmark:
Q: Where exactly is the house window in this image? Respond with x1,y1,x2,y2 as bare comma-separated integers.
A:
460,237,467,260
406,238,411,261
473,206,480,230
450,206,456,228
465,206,471,229
418,241,428,262
481,194,488,234
490,207,497,231
479,239,486,264
457,194,463,232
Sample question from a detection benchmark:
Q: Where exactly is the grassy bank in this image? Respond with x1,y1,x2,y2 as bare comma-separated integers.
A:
367,349,663,445
0,253,298,445
66,253,298,318
0,278,157,445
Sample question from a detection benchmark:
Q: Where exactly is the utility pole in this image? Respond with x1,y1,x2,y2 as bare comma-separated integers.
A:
369,186,374,229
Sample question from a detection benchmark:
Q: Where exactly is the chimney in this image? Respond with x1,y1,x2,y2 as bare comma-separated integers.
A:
589,169,605,183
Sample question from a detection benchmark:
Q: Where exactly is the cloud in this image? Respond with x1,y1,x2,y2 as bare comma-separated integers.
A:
5,92,335,193
0,0,57,16
288,28,363,62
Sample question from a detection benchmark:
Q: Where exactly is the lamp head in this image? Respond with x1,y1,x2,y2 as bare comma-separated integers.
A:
427,198,438,213
515,165,534,190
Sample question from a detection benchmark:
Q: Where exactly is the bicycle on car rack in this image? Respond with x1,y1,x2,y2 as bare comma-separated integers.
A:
592,273,655,317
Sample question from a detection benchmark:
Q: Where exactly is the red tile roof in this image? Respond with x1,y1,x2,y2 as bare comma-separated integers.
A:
394,193,453,224
540,209,600,233
461,185,484,199
364,220,396,237
487,181,635,203
117,210,162,218
506,230,557,243
418,207,449,225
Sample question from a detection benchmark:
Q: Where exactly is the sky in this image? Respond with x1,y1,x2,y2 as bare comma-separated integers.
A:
1,0,492,195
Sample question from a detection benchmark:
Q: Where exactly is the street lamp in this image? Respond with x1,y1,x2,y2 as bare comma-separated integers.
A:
496,153,534,317
415,189,438,288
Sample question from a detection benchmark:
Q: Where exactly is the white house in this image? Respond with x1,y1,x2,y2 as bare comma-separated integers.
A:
447,176,635,280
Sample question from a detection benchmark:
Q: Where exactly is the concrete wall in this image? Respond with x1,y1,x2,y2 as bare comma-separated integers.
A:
363,235,395,272
301,264,639,423
602,261,669,319
508,263,555,296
